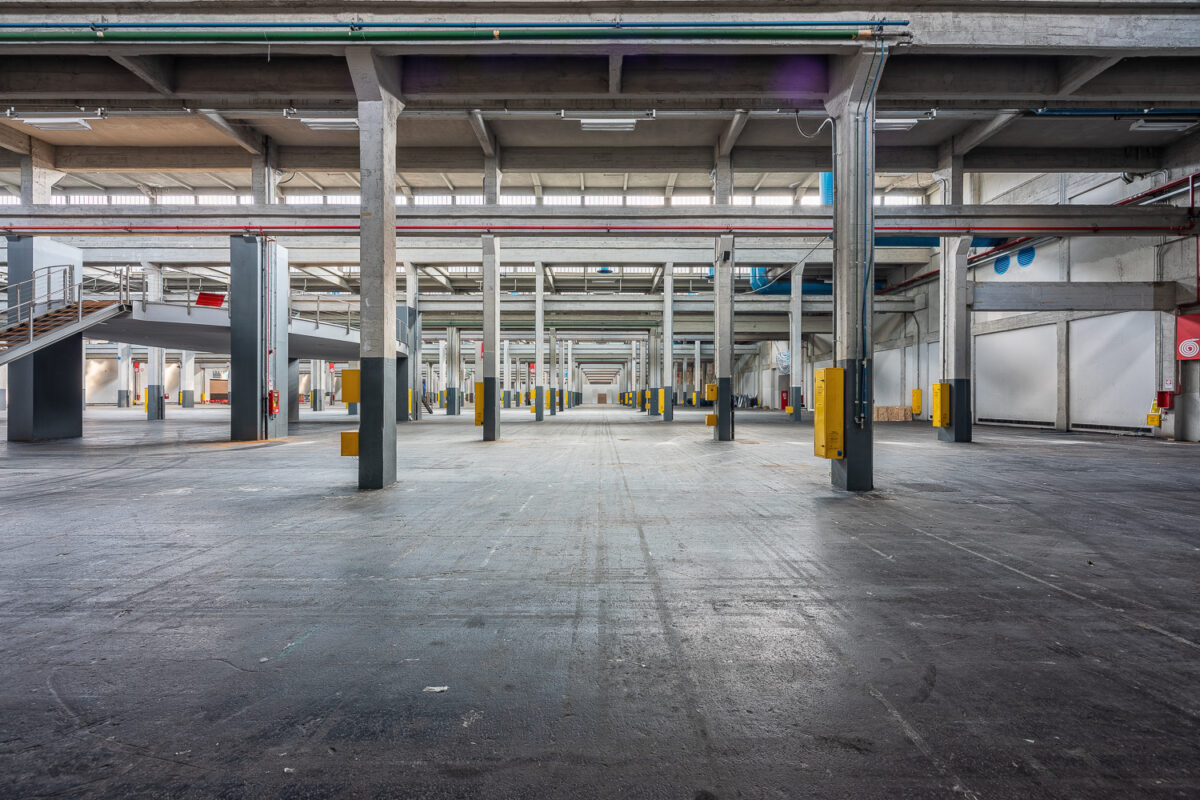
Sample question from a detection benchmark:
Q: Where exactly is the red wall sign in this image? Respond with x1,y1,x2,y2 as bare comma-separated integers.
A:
1178,313,1200,360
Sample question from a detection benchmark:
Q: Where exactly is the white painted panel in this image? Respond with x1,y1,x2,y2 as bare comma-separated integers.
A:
975,324,1057,423
1069,312,1155,428
874,348,902,406
925,342,939,419
165,362,180,402
85,357,117,404
904,346,919,416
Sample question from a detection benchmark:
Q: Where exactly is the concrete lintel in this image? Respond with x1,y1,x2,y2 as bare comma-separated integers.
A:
969,281,1180,312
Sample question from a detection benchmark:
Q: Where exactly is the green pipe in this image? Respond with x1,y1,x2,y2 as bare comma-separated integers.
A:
0,27,871,43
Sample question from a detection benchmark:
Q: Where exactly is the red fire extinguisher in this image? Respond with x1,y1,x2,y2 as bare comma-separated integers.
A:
268,390,280,416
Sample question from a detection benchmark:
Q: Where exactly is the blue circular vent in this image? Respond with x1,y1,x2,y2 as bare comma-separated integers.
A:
1017,247,1035,267
994,255,1010,275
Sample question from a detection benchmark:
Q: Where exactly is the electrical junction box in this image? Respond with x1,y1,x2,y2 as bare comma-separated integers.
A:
658,389,665,413
474,382,484,426
342,369,360,404
931,382,951,428
813,367,844,460
705,383,718,402
340,431,359,457
912,388,922,416
705,413,717,427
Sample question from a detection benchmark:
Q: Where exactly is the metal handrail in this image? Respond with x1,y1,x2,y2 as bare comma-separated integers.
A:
292,292,358,334
3,265,132,347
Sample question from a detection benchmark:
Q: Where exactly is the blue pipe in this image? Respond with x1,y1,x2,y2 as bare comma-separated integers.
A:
0,20,911,29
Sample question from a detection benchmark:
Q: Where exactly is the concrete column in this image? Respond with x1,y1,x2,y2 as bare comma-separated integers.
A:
20,140,61,205
230,235,289,441
310,360,326,410
144,265,166,421
789,262,806,422
694,340,702,404
714,154,732,205
5,236,83,441
437,340,446,408
483,155,501,205
502,339,512,408
349,48,402,489
1056,321,1070,432
347,358,359,415
482,235,501,440
648,329,661,417
446,327,461,414
566,340,574,408
180,351,196,408
535,262,546,421
251,151,280,205
288,357,301,424
939,238,972,442
117,343,133,407
662,264,675,421
826,47,885,491
713,235,735,440
548,328,558,416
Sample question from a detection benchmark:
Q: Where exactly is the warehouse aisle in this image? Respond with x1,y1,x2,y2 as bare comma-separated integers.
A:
1,408,1198,798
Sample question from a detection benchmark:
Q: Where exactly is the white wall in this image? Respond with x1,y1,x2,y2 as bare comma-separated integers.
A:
874,348,902,406
1069,312,1155,428
975,324,1057,423
85,357,117,404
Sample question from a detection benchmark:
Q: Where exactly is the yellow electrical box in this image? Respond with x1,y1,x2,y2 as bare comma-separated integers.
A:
814,367,845,460
912,388,922,416
1147,413,1162,427
705,413,717,427
705,383,718,402
342,369,360,404
931,382,951,428
408,389,413,414
785,406,794,414
340,430,359,456
474,381,484,425
692,392,697,406
658,389,665,413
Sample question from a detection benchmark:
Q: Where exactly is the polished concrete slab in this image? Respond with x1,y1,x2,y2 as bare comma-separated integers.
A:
1,406,1198,798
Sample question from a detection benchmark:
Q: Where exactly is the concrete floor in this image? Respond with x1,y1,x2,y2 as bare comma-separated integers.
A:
1,406,1198,798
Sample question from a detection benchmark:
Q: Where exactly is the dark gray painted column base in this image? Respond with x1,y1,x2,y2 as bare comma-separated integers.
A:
832,358,873,492
6,334,84,442
147,385,166,421
288,358,300,424
649,387,661,416
791,385,805,422
446,388,459,415
0,389,5,411
663,386,674,421
358,357,397,491
348,402,359,415
181,390,195,408
937,378,973,443
310,390,324,411
117,390,131,408
535,386,544,421
548,388,557,415
483,377,500,441
714,377,733,441
503,390,511,408
558,390,564,412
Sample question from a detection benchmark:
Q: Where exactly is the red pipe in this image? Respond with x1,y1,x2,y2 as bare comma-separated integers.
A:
0,223,1192,235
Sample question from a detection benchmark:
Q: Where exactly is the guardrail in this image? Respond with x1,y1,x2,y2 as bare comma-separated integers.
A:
3,264,132,346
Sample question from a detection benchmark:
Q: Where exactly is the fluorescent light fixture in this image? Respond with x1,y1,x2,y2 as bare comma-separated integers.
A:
1129,119,1198,133
299,117,359,131
9,110,105,131
874,118,921,132
562,110,655,132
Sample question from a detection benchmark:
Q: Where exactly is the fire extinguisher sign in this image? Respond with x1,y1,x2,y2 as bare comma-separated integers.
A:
1178,313,1200,360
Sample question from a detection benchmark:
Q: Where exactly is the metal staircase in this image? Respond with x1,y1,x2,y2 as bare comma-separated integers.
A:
1,265,132,367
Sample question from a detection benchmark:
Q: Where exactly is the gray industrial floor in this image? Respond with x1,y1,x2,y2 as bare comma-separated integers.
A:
1,406,1198,799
